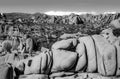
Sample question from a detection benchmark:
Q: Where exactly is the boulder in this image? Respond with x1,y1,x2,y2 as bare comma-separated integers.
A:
54,76,75,79
75,41,87,71
68,13,83,25
45,51,53,74
52,38,77,52
41,47,49,52
114,40,120,76
59,33,77,40
51,49,78,72
11,37,20,51
23,54,42,74
101,28,117,44
5,53,20,67
17,51,52,75
0,63,13,79
92,35,116,76
50,72,75,78
0,55,6,65
19,74,48,79
79,36,97,72
25,38,33,54
0,53,20,67
110,19,120,29
1,40,12,52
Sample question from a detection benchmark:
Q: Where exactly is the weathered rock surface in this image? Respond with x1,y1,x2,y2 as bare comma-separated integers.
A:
75,41,87,72
0,63,13,79
19,74,48,79
114,40,120,76
79,36,97,72
51,49,78,72
92,35,116,76
52,38,77,51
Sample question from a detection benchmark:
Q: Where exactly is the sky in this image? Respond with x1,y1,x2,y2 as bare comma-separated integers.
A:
0,0,120,15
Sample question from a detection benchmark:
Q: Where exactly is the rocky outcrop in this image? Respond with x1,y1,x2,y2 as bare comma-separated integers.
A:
79,36,97,72
92,35,116,76
1,13,120,79
13,28,120,79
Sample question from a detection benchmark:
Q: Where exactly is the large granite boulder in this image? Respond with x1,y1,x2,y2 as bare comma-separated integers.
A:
16,51,53,75
51,49,78,73
110,19,120,29
75,41,87,72
52,38,77,51
92,35,116,76
79,36,97,72
18,74,48,79
114,39,120,76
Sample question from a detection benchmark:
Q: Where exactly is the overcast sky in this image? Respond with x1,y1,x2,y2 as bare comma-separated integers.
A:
0,0,120,13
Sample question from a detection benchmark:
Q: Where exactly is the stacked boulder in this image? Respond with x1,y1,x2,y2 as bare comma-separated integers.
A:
15,28,120,79
51,27,120,76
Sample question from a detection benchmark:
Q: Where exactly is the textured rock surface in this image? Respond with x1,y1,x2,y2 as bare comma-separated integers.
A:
114,40,120,76
79,36,97,72
51,49,77,72
92,35,116,76
52,38,77,51
19,74,48,79
75,41,87,71
0,63,13,79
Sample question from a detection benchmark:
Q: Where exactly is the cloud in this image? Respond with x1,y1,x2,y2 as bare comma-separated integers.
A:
45,11,98,15
103,11,117,14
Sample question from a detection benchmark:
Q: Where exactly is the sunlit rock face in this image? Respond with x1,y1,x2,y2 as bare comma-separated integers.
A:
14,28,120,79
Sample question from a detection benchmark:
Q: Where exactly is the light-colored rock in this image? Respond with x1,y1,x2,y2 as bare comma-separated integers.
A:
41,47,49,52
51,49,77,72
75,41,87,71
110,19,120,29
92,35,116,76
79,36,97,72
59,33,78,40
0,52,20,67
50,72,75,78
24,53,42,74
19,74,48,79
52,38,77,51
17,51,52,75
53,75,75,79
101,28,117,44
0,63,13,79
45,51,53,74
5,53,20,67
114,40,120,76
25,38,33,54
11,37,20,51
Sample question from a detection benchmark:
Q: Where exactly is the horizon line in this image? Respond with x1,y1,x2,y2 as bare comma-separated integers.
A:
0,11,119,16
